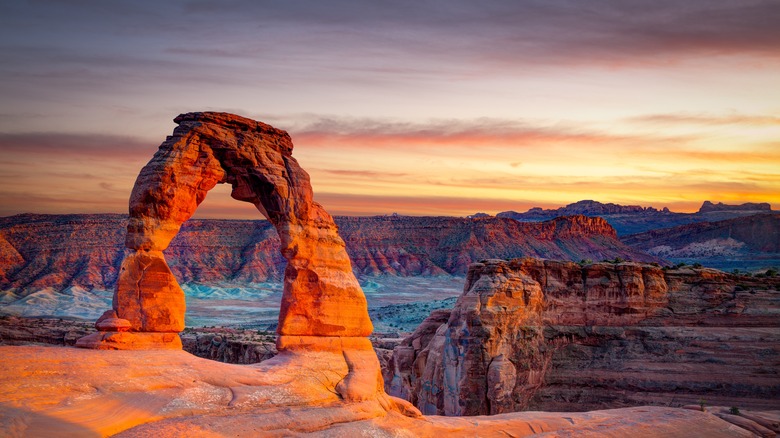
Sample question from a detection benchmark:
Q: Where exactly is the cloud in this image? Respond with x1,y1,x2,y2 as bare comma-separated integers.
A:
0,120,777,219
313,192,551,217
291,116,681,150
0,133,157,160
676,149,780,163
176,1,780,62
3,1,778,94
0,191,129,216
320,169,408,178
630,112,780,126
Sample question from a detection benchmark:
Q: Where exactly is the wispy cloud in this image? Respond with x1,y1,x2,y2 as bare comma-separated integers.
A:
319,169,409,179
314,192,551,217
0,133,156,160
630,112,780,126
291,116,690,150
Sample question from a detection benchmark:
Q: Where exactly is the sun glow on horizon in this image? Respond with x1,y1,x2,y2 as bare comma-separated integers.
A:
0,1,779,218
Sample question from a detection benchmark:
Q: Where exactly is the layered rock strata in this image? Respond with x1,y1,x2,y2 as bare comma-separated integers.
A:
0,213,660,296
387,258,780,415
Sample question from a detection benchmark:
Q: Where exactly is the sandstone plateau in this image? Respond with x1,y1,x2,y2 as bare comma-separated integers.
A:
387,258,780,417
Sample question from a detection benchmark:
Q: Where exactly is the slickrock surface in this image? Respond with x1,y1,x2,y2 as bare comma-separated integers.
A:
0,345,757,437
0,316,281,364
0,213,659,296
388,258,780,416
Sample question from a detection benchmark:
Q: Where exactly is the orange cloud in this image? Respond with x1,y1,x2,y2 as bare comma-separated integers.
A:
1,121,778,219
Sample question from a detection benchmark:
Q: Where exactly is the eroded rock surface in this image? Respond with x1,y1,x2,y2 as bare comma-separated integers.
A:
388,258,780,416
0,345,759,437
120,112,371,338
78,112,373,352
73,112,393,404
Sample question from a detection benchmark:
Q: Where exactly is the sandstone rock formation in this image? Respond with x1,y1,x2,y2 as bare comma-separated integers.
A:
0,234,24,285
144,112,370,337
387,258,780,415
77,112,371,348
0,345,761,437
73,112,398,404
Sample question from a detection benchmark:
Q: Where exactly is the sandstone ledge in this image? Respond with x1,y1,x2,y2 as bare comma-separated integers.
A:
0,345,759,437
74,331,182,350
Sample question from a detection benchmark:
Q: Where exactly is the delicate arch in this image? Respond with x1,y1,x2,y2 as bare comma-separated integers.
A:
106,112,372,339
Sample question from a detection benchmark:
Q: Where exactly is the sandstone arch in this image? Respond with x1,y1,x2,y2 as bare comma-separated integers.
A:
78,112,372,349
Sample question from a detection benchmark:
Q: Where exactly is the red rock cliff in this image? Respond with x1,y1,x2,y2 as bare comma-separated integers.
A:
387,258,780,415
0,213,661,295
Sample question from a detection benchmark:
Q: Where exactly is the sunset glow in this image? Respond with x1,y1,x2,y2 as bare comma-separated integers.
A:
1,1,778,218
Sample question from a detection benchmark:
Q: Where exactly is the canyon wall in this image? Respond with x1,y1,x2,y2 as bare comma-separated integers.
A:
623,213,780,267
0,213,659,295
386,258,780,415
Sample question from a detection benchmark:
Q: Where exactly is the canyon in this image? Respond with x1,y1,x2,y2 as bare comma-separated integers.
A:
386,258,780,416
0,213,656,296
4,202,776,301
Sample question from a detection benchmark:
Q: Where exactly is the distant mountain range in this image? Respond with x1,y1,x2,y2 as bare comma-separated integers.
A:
496,200,776,235
0,213,658,295
3,200,777,297
623,213,780,271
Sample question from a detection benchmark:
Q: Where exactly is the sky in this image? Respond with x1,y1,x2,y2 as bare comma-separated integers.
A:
1,0,779,218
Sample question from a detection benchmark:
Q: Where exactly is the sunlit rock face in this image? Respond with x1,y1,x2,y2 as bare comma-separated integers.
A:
388,258,780,416
79,112,373,349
